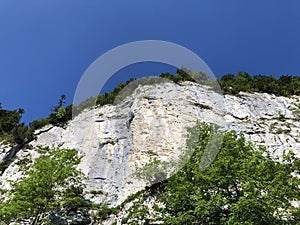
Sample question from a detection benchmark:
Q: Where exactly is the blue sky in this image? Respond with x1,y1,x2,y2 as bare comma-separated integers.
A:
0,1,300,123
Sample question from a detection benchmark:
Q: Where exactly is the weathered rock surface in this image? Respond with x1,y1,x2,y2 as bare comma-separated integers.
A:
1,81,300,209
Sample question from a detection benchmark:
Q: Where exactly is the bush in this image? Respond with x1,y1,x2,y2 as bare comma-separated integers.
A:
220,72,300,97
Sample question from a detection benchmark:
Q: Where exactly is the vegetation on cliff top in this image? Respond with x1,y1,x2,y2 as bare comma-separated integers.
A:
1,68,300,223
0,103,34,145
220,72,300,97
1,70,300,146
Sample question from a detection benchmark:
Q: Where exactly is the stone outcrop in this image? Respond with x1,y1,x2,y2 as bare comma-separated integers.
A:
1,81,300,209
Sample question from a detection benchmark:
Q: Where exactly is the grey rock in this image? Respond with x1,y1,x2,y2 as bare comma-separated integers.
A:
1,81,300,211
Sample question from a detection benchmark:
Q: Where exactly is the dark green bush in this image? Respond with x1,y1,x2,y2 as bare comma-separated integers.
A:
220,72,300,97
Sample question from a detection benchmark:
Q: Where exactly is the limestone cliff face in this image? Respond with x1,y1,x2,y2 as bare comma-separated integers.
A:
1,81,300,207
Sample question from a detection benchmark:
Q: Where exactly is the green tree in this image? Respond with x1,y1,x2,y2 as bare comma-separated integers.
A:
0,104,34,145
52,94,66,114
219,72,300,97
97,123,300,224
235,72,257,92
0,147,86,225
134,157,170,185
10,122,34,145
253,75,278,95
29,117,50,130
48,95,72,126
0,106,23,138
159,123,300,224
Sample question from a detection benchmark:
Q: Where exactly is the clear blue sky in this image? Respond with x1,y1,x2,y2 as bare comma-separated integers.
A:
0,0,300,123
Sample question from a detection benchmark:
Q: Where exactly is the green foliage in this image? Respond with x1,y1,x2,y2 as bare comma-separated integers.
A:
96,79,135,107
3,71,300,144
124,123,300,224
158,123,300,224
72,96,97,117
292,103,300,119
56,107,67,119
94,68,211,108
93,204,118,221
91,189,148,224
0,147,86,224
91,70,300,111
10,123,34,145
159,68,210,84
269,122,290,134
219,72,257,95
160,69,193,84
52,94,66,113
0,107,23,137
0,104,34,145
29,117,49,130
220,72,300,97
29,95,72,129
134,157,170,185
253,75,278,94
114,76,169,104
48,95,72,126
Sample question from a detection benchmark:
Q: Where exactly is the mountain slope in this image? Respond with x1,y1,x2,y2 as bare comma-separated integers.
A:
1,81,300,223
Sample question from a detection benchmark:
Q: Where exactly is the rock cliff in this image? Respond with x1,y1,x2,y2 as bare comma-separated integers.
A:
1,81,300,208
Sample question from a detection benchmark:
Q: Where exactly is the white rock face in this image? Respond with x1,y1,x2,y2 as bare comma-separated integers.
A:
0,144,11,164
1,81,300,207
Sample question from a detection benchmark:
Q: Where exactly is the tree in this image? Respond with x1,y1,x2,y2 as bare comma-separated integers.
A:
235,72,257,92
253,75,278,95
134,157,170,185
0,107,23,138
52,94,66,114
90,123,300,224
48,95,72,126
11,122,34,145
219,72,300,97
0,147,86,225
0,105,34,145
159,122,300,224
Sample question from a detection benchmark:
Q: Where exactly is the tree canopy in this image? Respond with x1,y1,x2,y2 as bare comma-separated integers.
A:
219,72,300,97
114,122,300,224
0,104,33,145
159,123,300,224
29,94,72,130
0,95,73,146
0,147,86,225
